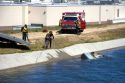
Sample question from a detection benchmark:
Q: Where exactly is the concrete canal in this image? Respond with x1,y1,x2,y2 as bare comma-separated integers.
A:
0,47,125,83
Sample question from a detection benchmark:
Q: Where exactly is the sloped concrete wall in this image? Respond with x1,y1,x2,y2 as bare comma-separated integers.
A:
0,38,125,70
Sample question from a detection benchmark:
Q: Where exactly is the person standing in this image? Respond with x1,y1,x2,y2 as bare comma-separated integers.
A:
75,20,80,34
44,31,54,49
21,24,29,41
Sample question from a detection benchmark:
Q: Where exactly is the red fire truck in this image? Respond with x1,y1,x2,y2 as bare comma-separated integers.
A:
59,11,86,34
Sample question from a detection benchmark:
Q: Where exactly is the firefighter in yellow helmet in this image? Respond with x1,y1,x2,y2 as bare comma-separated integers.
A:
21,24,29,41
75,20,80,34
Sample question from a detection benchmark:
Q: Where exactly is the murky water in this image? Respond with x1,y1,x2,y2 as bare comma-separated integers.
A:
0,47,125,83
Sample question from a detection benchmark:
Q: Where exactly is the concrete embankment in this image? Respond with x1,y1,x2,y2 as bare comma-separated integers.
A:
0,38,125,70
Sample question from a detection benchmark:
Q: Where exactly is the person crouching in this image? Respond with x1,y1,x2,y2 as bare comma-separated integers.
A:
44,31,54,49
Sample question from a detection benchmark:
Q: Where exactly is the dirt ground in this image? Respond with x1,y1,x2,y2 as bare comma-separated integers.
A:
11,23,125,44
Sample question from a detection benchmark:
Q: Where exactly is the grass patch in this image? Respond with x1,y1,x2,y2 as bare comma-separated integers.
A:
86,23,110,28
98,28,125,41
0,25,125,54
86,22,125,28
1,26,61,34
1,28,125,54
1,23,124,34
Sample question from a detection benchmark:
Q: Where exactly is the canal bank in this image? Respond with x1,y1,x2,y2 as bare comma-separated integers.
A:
0,38,125,71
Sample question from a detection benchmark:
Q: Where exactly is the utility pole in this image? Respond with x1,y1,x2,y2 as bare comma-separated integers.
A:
99,4,101,24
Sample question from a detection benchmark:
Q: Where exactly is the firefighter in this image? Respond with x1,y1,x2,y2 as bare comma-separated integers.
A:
44,31,54,49
21,24,29,41
75,20,80,34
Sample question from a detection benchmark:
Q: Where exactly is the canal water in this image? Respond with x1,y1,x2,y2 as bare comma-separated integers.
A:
0,47,125,83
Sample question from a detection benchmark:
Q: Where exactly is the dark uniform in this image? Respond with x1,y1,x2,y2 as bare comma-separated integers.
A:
21,24,28,41
75,20,80,34
45,31,54,49
75,20,80,29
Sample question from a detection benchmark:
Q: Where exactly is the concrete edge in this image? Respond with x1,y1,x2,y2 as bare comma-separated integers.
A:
0,38,125,70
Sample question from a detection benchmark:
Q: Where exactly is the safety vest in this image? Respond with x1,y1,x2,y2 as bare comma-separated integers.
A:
75,21,80,28
22,27,28,33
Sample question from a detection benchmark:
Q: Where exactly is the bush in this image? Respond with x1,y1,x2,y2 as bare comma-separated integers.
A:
42,29,48,32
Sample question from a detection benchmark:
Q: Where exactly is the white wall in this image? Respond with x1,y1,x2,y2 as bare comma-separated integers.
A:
46,5,101,26
46,6,67,26
0,5,125,27
45,5,125,26
0,6,21,26
28,6,47,25
45,5,116,26
101,5,115,21
22,6,29,25
84,5,99,23
0,5,28,26
115,5,125,18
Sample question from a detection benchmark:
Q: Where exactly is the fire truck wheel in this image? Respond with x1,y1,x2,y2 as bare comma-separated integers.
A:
80,30,84,32
61,29,64,33
77,32,81,35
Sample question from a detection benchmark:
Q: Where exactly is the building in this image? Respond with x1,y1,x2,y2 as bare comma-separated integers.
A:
31,0,68,3
0,4,125,30
120,0,125,4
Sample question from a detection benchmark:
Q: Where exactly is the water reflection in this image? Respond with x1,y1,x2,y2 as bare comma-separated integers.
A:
0,47,125,83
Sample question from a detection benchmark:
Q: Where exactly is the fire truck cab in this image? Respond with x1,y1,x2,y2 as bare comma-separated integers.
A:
59,11,86,34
